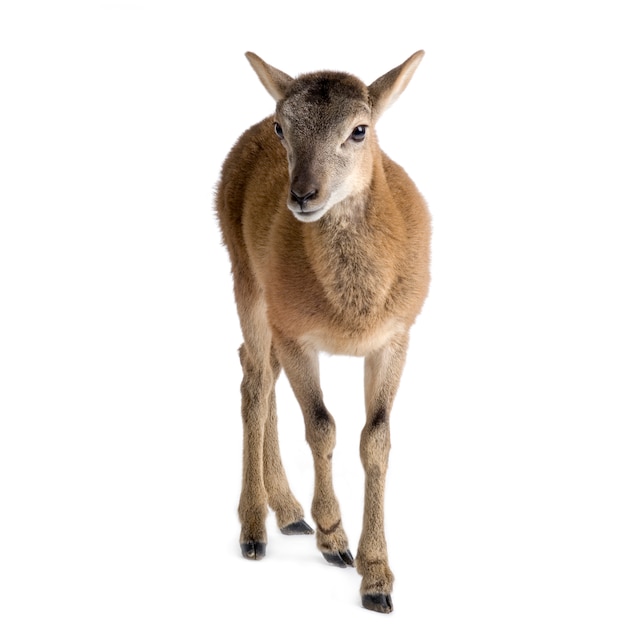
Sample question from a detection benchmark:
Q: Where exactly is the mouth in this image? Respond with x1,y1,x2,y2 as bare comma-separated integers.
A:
288,203,327,222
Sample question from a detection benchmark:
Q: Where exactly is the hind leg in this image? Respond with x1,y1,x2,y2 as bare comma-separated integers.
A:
264,347,313,535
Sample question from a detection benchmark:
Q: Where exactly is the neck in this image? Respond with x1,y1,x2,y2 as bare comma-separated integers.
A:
303,188,396,321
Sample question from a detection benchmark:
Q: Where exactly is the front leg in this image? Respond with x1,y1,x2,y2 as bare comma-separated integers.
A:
357,332,410,613
272,333,354,568
237,340,271,560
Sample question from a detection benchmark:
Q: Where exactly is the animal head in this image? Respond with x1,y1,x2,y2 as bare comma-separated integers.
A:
245,51,424,223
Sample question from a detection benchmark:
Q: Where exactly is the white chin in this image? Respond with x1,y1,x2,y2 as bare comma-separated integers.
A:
289,204,331,223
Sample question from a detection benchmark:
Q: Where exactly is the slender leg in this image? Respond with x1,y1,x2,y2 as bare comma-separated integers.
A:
273,333,354,566
237,304,311,560
237,335,272,560
357,332,409,613
264,348,313,535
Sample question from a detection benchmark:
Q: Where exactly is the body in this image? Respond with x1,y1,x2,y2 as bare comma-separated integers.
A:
216,51,430,613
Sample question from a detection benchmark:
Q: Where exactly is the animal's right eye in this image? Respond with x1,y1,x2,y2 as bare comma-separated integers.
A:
274,122,284,139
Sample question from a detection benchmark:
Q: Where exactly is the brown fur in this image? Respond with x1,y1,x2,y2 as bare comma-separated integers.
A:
216,51,431,613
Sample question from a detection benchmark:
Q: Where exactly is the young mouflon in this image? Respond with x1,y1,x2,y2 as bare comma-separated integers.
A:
216,51,431,614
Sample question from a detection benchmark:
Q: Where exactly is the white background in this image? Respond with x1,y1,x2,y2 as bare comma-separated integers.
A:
1,1,625,624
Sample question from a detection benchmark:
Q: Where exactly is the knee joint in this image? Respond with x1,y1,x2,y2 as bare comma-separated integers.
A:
305,403,336,452
360,420,391,470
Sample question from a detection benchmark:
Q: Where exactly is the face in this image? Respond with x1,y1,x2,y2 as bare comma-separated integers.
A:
273,73,374,223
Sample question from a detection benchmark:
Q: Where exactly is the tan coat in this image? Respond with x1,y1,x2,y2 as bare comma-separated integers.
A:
216,51,430,614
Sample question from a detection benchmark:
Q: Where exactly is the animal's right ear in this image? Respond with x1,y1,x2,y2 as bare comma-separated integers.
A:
245,52,294,102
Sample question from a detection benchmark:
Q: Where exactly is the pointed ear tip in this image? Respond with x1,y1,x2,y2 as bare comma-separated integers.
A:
245,52,264,71
245,51,260,64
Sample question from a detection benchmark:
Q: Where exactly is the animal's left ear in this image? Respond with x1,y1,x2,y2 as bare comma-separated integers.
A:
368,50,424,121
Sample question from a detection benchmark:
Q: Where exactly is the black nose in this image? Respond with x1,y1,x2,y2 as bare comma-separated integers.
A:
290,188,318,209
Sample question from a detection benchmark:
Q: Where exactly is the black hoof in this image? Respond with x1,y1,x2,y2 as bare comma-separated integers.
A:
322,549,355,568
240,541,266,560
362,593,393,614
280,519,314,535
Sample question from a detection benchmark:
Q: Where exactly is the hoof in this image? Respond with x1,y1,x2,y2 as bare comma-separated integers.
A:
362,593,393,614
240,541,266,560
322,549,354,568
280,519,314,535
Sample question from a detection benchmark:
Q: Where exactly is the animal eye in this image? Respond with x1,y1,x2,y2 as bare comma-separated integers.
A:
351,125,367,142
274,122,284,139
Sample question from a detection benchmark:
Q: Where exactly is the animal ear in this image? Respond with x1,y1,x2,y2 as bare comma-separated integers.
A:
245,52,294,102
368,50,424,120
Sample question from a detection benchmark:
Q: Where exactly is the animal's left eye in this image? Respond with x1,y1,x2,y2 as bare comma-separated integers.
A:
350,125,367,142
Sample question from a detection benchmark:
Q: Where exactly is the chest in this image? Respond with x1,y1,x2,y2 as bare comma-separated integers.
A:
264,232,410,351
